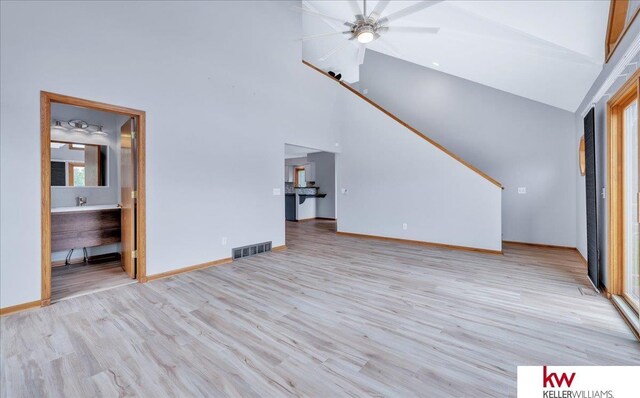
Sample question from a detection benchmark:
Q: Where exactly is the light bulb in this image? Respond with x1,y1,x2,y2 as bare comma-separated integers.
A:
357,31,374,44
93,126,108,135
51,120,68,132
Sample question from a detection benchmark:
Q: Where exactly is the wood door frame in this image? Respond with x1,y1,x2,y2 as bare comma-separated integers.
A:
41,91,147,306
606,69,640,307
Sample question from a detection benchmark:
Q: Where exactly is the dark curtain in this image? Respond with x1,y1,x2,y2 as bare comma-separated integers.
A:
584,107,599,291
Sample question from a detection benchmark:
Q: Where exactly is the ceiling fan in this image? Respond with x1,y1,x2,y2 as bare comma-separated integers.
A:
294,0,441,64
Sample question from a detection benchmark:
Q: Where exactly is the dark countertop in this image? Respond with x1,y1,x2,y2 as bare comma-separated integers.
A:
286,193,326,198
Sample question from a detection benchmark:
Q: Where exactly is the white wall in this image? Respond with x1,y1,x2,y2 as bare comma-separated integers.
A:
307,152,336,219
337,87,503,252
296,197,316,221
0,0,344,308
358,51,576,247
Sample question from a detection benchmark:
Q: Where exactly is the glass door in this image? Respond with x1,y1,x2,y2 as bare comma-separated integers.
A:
624,100,640,312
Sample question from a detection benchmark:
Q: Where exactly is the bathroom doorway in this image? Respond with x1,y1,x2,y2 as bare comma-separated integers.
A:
40,92,147,305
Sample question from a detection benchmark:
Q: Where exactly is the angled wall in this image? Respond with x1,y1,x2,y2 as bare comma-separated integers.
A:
358,51,576,247
302,67,503,252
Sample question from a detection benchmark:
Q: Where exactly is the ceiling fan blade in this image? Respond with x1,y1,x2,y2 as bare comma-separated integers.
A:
445,28,598,65
378,1,443,25
290,6,351,25
379,26,440,34
374,37,402,58
319,41,351,62
301,31,352,41
369,0,390,21
357,44,366,65
348,0,364,21
444,3,598,65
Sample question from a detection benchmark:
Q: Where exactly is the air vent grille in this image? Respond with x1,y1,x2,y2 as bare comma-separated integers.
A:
232,241,272,260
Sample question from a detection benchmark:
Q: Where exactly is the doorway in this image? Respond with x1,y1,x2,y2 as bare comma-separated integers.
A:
40,92,147,305
607,71,640,333
283,144,337,228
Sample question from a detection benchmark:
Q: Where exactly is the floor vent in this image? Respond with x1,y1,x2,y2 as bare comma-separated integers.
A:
232,241,272,260
579,287,598,296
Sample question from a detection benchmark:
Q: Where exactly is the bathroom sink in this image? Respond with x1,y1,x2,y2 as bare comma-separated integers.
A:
51,204,120,213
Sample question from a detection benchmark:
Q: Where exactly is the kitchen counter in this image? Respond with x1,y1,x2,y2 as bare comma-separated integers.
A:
284,183,327,221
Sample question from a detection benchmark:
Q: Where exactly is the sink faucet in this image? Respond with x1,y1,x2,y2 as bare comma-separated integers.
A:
77,196,87,207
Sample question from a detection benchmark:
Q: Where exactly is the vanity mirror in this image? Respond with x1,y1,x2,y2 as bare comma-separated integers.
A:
50,141,108,187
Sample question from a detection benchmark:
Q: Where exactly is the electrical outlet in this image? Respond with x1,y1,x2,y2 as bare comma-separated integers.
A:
518,187,527,194
221,237,227,245
402,223,408,230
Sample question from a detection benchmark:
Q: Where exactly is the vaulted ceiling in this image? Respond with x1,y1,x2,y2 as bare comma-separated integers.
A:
301,0,610,111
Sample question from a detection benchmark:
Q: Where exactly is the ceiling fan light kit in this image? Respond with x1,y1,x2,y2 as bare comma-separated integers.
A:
296,0,441,63
354,22,376,44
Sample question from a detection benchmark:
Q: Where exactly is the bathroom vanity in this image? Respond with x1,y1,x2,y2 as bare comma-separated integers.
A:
51,205,121,252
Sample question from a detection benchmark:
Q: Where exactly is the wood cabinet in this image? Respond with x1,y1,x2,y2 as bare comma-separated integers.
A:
51,208,121,252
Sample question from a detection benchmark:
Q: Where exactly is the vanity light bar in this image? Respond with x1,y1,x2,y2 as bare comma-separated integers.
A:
50,119,109,135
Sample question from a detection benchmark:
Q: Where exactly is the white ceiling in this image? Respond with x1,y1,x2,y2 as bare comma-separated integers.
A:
301,0,610,111
285,144,322,159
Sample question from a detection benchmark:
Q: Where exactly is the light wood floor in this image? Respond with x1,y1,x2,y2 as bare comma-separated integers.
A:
51,259,135,302
2,220,638,397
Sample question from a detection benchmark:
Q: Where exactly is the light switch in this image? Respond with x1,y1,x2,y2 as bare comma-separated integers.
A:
273,188,281,196
518,187,527,194
341,188,348,194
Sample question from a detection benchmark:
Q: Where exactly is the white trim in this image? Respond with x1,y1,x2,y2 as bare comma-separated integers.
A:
580,32,640,118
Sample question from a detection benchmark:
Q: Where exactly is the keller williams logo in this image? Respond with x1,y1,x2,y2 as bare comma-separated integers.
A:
543,366,576,388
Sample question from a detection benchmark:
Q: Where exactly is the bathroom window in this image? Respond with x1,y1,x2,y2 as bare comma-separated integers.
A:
68,162,86,187
69,143,86,150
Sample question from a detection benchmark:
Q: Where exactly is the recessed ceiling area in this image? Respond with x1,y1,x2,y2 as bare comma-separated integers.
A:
301,0,609,111
285,143,323,159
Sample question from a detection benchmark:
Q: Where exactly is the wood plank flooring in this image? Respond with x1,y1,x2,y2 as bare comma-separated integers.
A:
2,220,638,397
51,259,135,302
